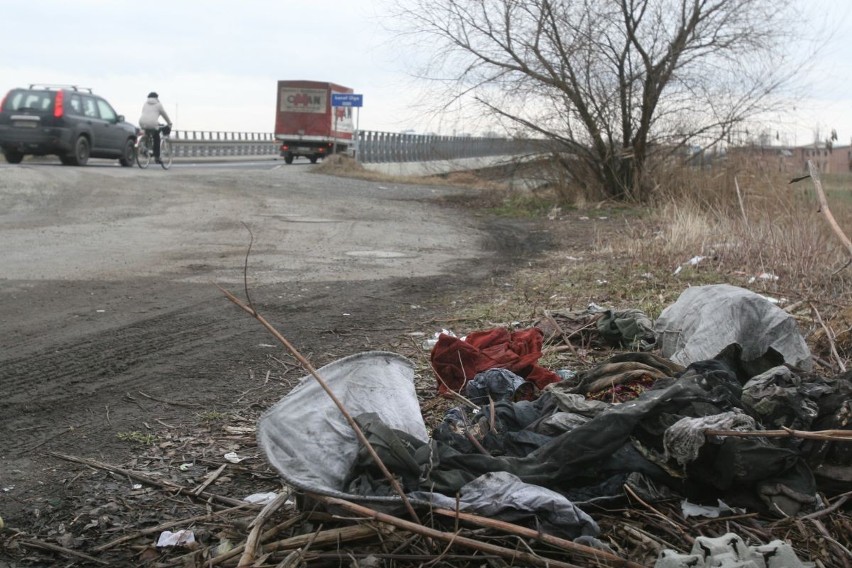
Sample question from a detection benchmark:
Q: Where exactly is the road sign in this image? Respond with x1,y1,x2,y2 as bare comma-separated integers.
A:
331,93,363,108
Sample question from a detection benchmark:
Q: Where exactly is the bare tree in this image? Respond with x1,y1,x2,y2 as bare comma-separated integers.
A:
394,0,807,201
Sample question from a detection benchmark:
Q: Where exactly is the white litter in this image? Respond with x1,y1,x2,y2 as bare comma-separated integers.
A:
156,529,196,547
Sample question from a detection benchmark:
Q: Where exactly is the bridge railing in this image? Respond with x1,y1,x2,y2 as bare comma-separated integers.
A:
170,131,279,158
168,130,544,162
354,131,542,163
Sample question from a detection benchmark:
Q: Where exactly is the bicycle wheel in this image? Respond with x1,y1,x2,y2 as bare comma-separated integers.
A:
135,136,151,169
159,138,173,170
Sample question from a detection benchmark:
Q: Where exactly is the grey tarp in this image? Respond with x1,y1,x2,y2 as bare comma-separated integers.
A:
654,284,812,375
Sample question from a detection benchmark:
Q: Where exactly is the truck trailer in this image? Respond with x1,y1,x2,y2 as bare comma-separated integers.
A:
274,80,354,164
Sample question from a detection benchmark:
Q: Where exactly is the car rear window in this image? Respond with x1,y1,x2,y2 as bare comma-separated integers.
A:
2,90,55,112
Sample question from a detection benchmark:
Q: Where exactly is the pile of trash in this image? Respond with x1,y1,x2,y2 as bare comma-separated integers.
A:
258,285,851,566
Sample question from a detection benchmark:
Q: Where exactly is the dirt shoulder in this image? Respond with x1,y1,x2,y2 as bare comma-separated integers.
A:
0,163,578,562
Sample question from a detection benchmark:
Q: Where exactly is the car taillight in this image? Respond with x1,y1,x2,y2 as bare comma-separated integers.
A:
54,90,64,118
318,148,326,154
281,145,289,151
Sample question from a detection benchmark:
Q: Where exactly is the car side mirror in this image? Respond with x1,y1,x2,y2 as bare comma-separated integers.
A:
116,115,125,123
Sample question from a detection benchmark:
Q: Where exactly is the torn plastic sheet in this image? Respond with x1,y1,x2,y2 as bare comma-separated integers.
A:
680,499,742,519
654,284,812,375
408,471,599,540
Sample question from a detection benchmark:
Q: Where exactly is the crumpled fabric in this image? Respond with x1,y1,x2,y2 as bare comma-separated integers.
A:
463,368,526,405
408,471,600,540
663,411,758,466
535,306,656,351
596,308,657,351
741,366,819,431
430,327,560,396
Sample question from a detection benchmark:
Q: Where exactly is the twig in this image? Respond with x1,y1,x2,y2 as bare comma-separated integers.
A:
217,284,422,525
206,513,306,566
137,391,202,408
310,493,621,568
623,484,692,541
430,506,645,567
20,425,82,455
804,160,852,260
237,491,291,567
18,538,110,565
811,302,847,372
275,525,323,568
734,176,749,229
192,463,227,496
241,523,386,556
542,309,580,358
810,518,852,562
94,504,249,551
800,496,848,520
705,428,852,442
49,452,255,508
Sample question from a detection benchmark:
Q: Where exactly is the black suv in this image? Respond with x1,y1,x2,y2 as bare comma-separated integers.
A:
0,84,137,166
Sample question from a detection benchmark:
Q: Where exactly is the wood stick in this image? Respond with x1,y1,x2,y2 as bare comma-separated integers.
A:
310,493,611,568
705,428,852,442
192,463,228,496
18,538,110,566
811,302,847,372
543,309,581,358
805,160,852,260
238,523,386,557
218,284,422,525
623,485,693,544
206,513,306,566
94,504,250,551
237,492,291,567
430,506,645,567
49,452,256,509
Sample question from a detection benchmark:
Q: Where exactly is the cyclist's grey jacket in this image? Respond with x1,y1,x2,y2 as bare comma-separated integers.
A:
139,97,172,129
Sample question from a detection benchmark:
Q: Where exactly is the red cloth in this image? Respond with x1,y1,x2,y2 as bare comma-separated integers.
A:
430,327,560,396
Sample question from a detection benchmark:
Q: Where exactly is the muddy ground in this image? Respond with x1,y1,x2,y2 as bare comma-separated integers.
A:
0,162,564,548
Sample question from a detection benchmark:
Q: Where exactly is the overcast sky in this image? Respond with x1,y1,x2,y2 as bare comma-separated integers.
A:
2,0,852,144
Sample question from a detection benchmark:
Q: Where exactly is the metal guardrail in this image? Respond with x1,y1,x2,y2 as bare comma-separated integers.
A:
354,131,541,163
170,131,278,158
169,130,542,162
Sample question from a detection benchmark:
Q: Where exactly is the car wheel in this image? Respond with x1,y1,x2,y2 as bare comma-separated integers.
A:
3,150,24,164
284,153,294,164
309,155,318,164
65,136,90,166
119,138,135,167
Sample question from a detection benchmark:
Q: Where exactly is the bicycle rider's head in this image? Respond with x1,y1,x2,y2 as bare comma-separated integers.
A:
147,92,159,99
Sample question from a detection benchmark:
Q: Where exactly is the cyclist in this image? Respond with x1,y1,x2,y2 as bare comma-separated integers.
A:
138,92,173,164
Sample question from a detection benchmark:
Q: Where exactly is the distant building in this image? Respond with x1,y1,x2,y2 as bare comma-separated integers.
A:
727,142,852,175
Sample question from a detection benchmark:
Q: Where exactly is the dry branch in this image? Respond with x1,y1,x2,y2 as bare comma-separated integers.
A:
18,538,110,566
705,428,852,442
309,493,636,568
237,491,291,567
805,161,852,260
49,452,254,509
430,506,646,567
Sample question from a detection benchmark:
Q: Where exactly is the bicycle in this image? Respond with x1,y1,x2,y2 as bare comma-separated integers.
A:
135,124,173,169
